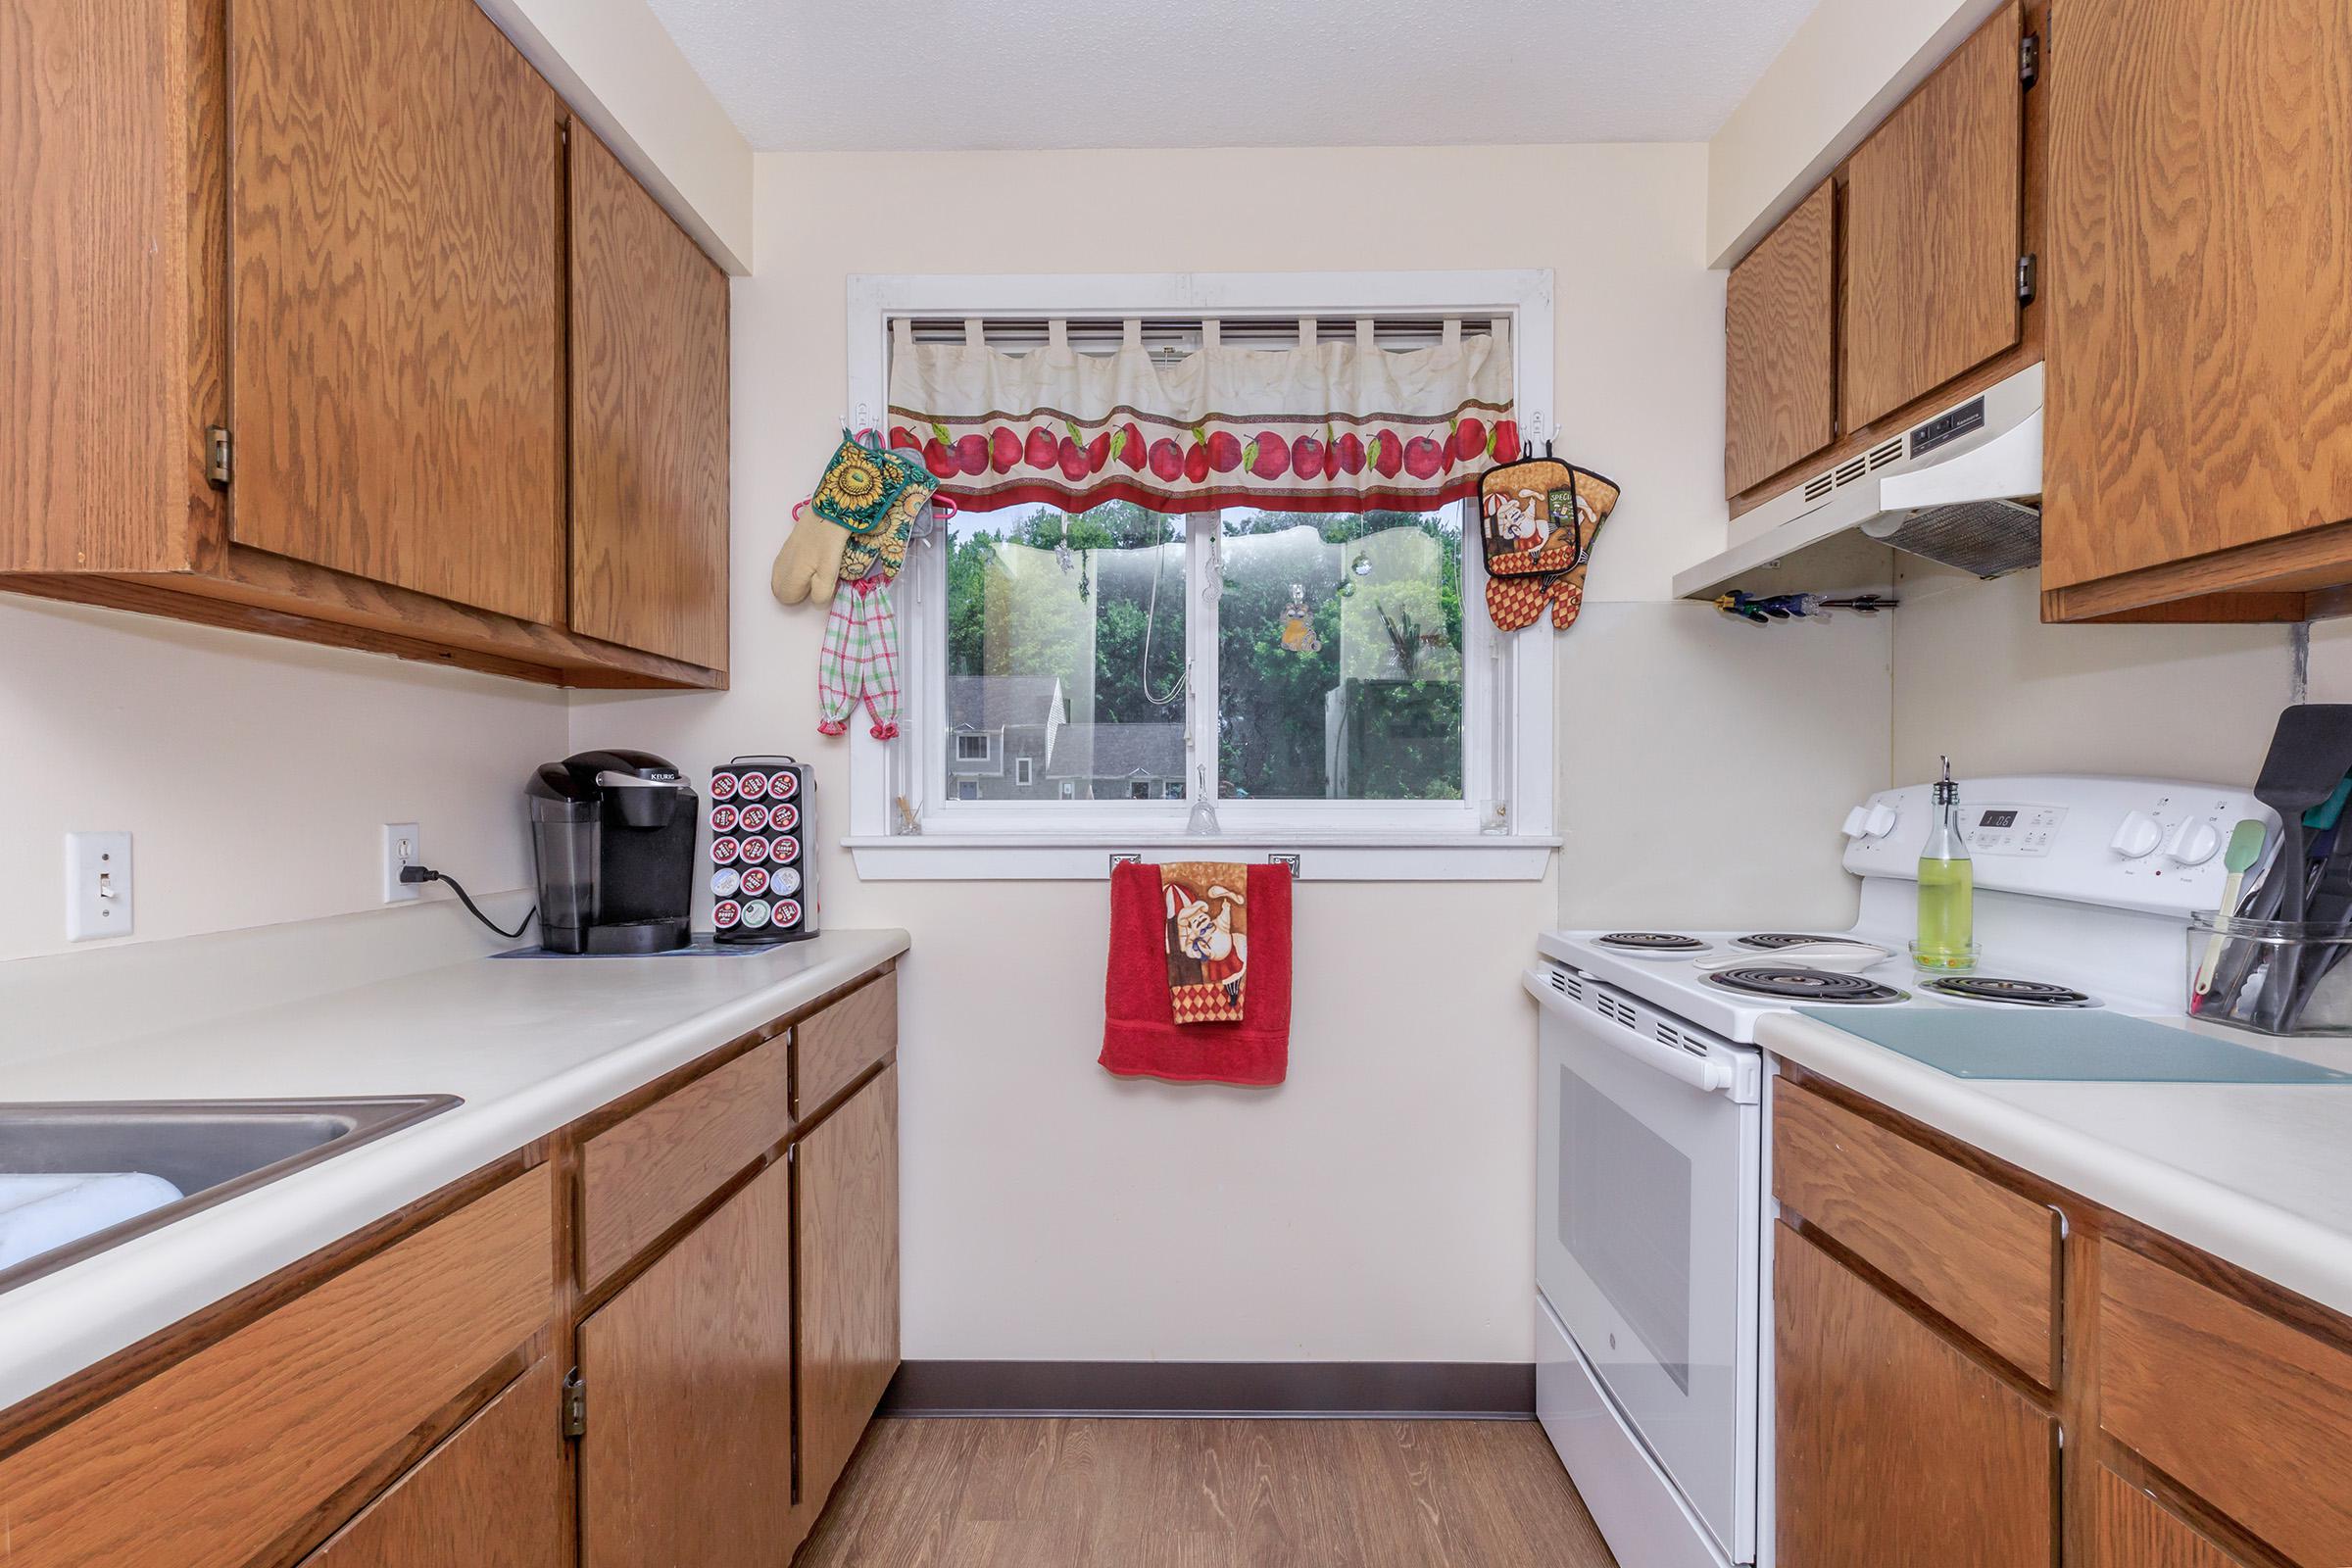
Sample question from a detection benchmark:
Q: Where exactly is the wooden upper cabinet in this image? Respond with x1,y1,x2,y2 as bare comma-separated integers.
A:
568,128,731,671
2042,2,2352,610
1725,181,1837,498
228,0,565,625
1840,1,2024,435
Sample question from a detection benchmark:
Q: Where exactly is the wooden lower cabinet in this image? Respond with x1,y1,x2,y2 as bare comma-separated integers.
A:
301,1359,566,1568
2094,1469,2251,1568
1775,1222,2056,1568
1775,1066,2352,1568
0,1167,552,1568
580,1157,798,1568
0,961,901,1568
795,1063,903,1518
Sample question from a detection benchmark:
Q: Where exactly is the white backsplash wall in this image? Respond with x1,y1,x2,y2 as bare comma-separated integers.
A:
1886,561,2330,788
571,141,1752,1364
1558,599,1891,933
0,596,566,961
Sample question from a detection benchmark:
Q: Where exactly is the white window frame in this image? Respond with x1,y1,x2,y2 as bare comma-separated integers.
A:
955,731,992,763
842,270,1559,882
1015,756,1034,788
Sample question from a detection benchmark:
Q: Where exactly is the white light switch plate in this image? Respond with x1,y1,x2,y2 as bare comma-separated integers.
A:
383,823,422,903
65,832,133,942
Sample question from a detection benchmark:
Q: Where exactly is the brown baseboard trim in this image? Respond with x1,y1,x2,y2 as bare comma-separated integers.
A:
879,1360,1535,1420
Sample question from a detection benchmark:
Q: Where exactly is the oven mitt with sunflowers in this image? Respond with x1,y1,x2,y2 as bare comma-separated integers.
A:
810,428,938,540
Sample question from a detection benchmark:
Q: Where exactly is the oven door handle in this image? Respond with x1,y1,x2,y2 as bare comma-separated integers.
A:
1523,966,1735,1095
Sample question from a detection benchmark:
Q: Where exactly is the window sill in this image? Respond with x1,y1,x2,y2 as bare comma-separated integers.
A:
842,833,1557,882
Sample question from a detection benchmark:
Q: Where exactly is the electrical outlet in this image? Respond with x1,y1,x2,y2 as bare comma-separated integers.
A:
383,823,422,903
65,832,133,942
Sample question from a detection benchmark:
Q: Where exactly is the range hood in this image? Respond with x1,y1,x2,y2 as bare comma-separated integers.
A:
1674,363,2043,602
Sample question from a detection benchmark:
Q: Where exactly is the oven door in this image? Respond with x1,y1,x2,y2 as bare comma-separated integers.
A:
1530,967,1760,1565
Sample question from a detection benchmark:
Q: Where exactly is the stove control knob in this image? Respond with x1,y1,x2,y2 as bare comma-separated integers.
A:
2165,818,2222,866
2110,811,2163,859
1863,803,1900,839
1841,807,1870,840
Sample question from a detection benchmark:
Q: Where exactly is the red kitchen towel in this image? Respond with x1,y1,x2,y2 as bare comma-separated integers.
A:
1102,860,1292,1085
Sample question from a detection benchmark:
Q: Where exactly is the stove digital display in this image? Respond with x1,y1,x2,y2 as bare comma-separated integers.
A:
1978,809,2019,827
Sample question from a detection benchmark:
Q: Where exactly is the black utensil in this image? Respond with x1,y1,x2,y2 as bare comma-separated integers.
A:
2248,707,2352,1027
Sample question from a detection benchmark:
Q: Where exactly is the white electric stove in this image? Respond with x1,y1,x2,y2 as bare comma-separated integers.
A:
1526,775,2278,1568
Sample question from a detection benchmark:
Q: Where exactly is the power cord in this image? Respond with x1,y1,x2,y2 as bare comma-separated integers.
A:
399,864,537,942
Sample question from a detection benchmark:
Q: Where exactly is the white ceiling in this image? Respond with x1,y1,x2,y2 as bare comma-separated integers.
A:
645,0,1820,153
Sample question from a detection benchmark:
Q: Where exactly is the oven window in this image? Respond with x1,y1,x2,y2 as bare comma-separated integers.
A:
1561,1072,1693,1393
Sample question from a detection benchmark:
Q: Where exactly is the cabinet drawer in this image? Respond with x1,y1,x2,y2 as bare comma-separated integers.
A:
2101,1242,2352,1567
1773,1077,2057,1383
797,973,896,1116
0,1167,552,1568
580,1033,791,1291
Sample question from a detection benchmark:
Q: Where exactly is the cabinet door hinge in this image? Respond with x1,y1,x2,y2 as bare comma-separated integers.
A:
2016,253,2038,305
562,1367,587,1439
2020,31,2040,89
206,425,232,486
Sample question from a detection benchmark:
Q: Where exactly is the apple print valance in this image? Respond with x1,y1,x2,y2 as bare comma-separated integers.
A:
885,318,1516,515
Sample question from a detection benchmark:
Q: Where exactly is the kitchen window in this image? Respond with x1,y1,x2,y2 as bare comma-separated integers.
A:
841,271,1560,882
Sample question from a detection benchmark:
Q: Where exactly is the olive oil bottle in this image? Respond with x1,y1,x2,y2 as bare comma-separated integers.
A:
1915,756,1976,970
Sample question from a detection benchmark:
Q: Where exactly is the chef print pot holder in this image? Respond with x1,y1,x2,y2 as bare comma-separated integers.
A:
1479,452,1621,634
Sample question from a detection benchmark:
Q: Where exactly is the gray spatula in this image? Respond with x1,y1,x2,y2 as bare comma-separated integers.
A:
2249,706,2352,1027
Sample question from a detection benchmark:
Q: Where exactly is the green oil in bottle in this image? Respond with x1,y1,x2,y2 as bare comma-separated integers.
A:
1916,756,1976,971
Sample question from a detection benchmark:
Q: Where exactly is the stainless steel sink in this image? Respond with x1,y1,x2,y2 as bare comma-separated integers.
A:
0,1096,461,1294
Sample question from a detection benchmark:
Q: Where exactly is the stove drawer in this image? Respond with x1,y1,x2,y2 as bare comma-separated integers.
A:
1772,1077,2059,1385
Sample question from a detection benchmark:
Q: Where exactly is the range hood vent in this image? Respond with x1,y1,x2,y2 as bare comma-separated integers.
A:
1675,363,2044,601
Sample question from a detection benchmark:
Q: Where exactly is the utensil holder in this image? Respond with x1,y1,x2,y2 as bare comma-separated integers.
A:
2187,916,2352,1035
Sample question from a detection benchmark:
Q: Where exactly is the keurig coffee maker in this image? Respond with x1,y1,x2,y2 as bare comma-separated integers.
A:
527,750,697,954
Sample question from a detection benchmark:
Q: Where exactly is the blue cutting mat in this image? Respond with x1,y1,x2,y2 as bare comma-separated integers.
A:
1794,1007,2352,1083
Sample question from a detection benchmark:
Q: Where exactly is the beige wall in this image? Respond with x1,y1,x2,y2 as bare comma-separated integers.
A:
1886,562,2352,788
1706,0,2003,265
570,142,1786,1362
0,597,565,961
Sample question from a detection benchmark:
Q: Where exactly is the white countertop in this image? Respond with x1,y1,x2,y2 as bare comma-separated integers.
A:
1759,1012,2352,1319
0,924,908,1413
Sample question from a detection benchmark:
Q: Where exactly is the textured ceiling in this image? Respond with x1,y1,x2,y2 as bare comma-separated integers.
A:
645,0,1820,152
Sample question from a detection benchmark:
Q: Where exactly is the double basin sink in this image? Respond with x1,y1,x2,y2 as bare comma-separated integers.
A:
0,1097,460,1294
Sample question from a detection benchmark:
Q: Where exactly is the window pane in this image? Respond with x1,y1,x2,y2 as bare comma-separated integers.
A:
1215,510,1464,802
945,502,1189,802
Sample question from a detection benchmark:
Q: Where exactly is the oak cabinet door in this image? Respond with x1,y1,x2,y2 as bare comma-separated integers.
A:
2042,1,2352,597
1725,181,1837,499
1775,1224,2056,1568
1840,1,2024,434
579,1158,796,1568
796,1063,901,1516
567,127,731,670
302,1360,565,1568
2094,1468,2253,1568
228,0,564,624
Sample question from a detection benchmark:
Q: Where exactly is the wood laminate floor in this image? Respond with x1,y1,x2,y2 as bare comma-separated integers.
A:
795,1417,1618,1567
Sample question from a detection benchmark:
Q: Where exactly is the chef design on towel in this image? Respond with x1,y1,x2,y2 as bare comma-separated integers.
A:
1161,861,1249,1024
